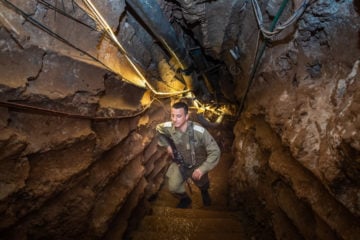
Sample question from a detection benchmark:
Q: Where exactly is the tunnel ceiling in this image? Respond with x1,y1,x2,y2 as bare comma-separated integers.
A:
0,0,311,124
0,0,250,123
1,1,360,239
0,0,358,122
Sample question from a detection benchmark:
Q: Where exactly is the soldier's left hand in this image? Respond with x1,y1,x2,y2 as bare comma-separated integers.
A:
192,168,203,181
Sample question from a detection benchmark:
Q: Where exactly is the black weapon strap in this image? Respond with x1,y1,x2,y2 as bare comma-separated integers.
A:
162,134,176,152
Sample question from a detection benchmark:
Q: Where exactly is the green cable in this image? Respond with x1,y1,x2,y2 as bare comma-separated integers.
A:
270,0,290,31
239,0,290,114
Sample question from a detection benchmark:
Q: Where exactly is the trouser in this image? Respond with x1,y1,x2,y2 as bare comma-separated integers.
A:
166,162,210,194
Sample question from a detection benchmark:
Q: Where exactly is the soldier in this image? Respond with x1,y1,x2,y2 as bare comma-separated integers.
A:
156,101,221,208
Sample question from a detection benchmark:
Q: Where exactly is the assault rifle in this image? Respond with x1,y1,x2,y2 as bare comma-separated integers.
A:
160,134,186,166
160,134,193,194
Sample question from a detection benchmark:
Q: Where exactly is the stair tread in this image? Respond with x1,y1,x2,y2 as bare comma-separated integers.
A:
137,215,245,233
151,206,238,218
128,154,250,239
131,231,247,240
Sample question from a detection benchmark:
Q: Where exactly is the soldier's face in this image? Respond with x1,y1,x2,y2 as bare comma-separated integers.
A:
171,107,189,129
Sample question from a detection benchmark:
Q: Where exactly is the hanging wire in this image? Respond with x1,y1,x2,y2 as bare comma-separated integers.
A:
1,0,235,121
251,0,309,39
0,0,193,119
237,0,310,115
1,0,111,70
0,100,153,120
79,0,191,96
37,0,98,31
2,0,190,97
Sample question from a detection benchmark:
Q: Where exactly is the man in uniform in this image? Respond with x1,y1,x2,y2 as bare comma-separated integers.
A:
156,101,221,208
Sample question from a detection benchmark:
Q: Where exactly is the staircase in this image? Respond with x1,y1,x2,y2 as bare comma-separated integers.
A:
129,153,248,240
130,206,247,240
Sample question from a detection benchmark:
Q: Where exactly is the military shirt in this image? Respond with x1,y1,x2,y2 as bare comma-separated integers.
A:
156,120,221,174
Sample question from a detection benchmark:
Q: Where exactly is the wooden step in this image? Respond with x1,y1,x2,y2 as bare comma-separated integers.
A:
130,231,246,240
151,206,238,218
128,153,249,240
136,215,245,233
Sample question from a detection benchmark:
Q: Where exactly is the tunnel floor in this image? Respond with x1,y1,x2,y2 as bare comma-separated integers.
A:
127,153,272,240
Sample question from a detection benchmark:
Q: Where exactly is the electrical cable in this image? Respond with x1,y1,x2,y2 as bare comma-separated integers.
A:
2,0,190,97
79,0,191,96
0,100,153,120
37,0,98,31
238,0,290,115
1,0,111,70
0,0,235,125
237,0,309,116
251,0,309,39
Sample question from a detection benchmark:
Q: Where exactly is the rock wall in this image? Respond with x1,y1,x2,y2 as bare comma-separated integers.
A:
0,1,174,238
0,0,236,238
0,94,170,239
2,0,360,239
229,0,360,239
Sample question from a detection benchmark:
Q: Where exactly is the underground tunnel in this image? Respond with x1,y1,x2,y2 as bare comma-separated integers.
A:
0,0,359,239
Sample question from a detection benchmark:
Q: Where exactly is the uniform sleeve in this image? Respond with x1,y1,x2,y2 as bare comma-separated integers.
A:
198,129,221,174
156,122,172,147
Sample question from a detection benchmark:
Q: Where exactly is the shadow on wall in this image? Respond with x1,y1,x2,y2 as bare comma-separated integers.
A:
354,0,360,14
354,0,360,57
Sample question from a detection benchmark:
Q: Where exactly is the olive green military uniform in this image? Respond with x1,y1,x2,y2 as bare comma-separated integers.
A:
156,120,221,194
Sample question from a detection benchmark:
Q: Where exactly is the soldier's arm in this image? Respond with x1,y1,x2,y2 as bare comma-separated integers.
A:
197,126,221,174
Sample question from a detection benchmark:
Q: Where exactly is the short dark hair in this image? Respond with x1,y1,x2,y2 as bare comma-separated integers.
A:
172,102,188,115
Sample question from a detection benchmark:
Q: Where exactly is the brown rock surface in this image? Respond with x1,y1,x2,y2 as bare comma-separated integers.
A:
0,0,359,239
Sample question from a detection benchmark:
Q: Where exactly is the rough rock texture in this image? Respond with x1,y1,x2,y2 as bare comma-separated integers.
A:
229,0,360,239
1,0,360,239
0,2,174,238
0,99,171,239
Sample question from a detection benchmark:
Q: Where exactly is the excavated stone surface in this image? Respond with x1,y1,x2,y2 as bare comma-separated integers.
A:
229,0,360,239
0,0,239,239
0,0,359,239
0,101,171,239
128,152,257,240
